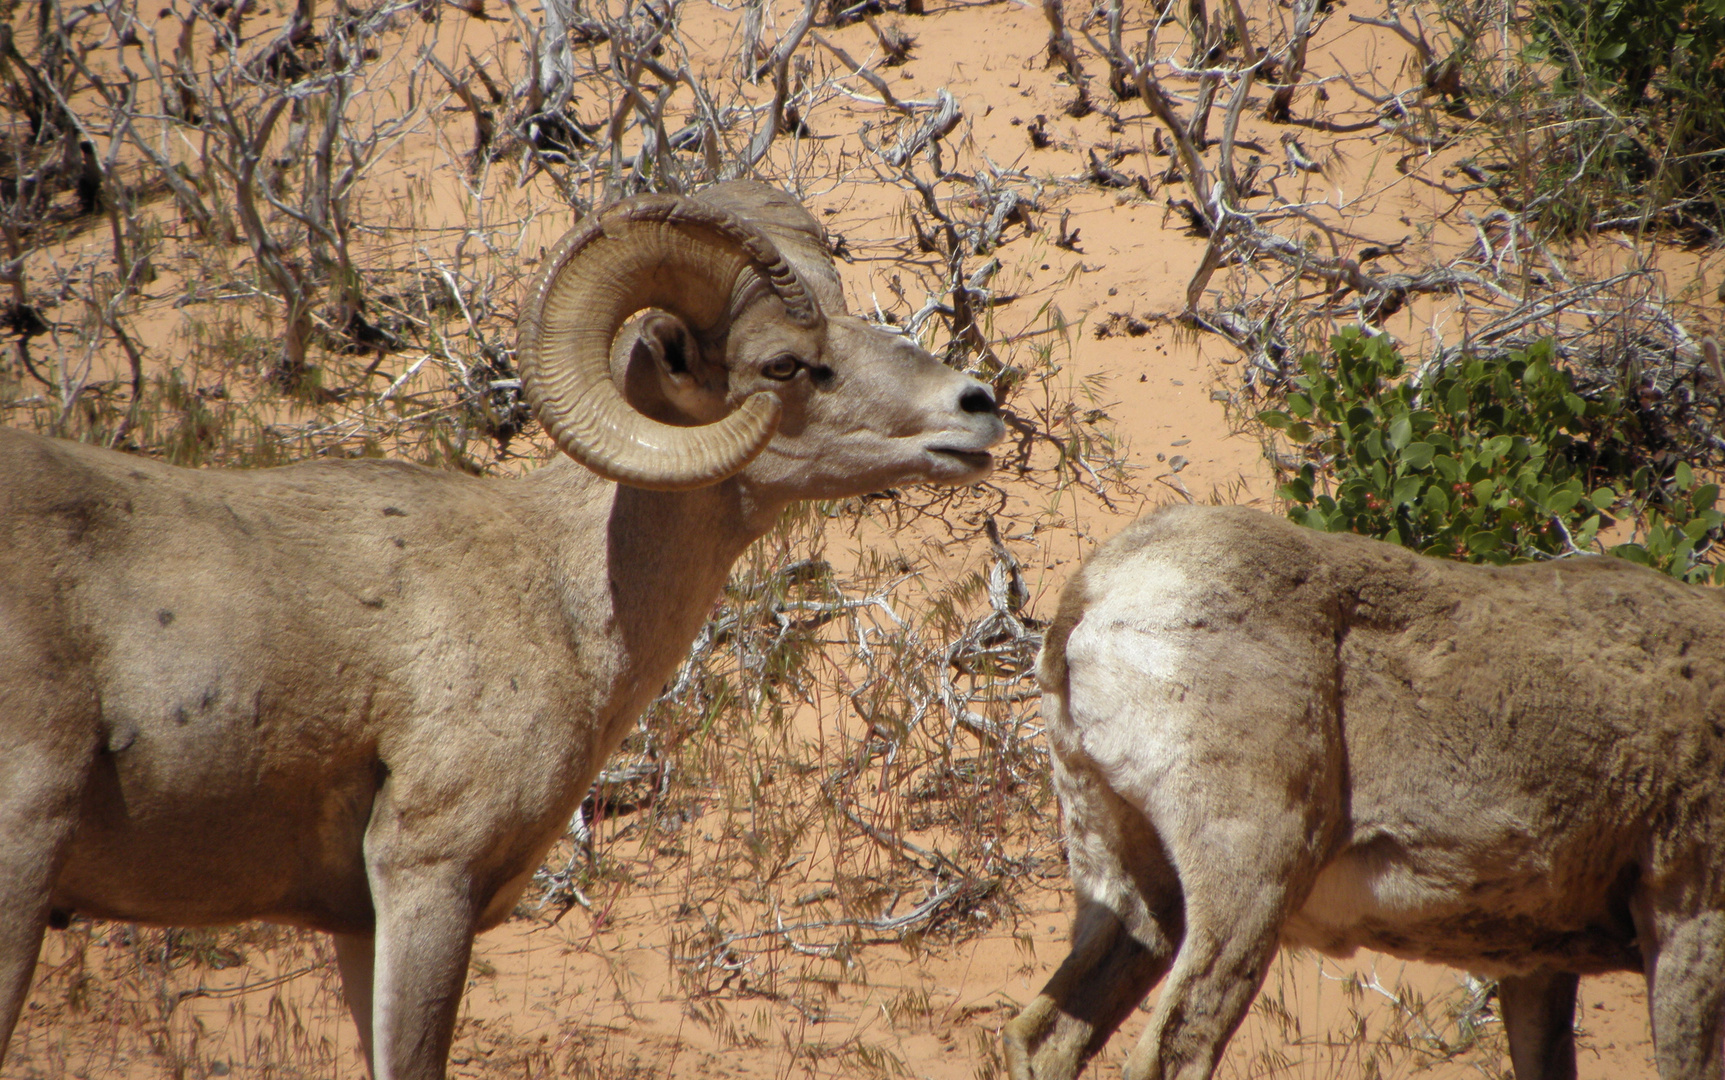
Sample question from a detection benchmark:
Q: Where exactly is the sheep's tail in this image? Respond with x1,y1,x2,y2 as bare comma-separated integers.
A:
1036,570,1088,699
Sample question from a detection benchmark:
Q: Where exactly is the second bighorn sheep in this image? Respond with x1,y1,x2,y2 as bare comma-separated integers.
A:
0,181,1003,1080
1006,504,1724,1080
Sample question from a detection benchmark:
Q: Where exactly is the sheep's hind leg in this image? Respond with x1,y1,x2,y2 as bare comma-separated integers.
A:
1117,847,1299,1080
1113,718,1337,1079
1638,907,1725,1080
1497,971,1577,1080
1005,751,1180,1080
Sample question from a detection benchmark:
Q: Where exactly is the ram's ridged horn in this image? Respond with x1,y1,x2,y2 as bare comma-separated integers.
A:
518,194,824,490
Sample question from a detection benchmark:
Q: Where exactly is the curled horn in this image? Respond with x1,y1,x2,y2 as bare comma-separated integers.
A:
518,194,823,490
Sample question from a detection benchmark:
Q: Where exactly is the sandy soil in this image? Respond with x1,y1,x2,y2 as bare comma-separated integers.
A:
5,0,1707,1075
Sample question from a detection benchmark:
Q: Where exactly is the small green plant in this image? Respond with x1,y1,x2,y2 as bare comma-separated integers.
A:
1261,329,1724,582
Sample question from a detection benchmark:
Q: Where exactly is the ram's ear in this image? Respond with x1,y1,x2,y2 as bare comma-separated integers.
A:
634,311,701,381
621,311,730,425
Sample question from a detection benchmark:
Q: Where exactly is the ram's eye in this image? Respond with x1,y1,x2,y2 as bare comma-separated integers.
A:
761,356,801,381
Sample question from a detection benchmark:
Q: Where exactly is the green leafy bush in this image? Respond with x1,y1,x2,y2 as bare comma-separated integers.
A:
1261,329,1724,582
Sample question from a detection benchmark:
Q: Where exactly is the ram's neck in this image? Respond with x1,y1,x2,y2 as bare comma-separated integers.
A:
516,454,780,752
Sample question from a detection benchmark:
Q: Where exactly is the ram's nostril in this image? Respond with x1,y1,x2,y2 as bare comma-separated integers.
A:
959,385,997,415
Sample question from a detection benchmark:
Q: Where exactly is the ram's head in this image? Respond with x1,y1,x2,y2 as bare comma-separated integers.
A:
518,181,1003,498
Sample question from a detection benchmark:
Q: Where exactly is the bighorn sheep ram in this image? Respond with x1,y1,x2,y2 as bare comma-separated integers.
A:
1006,504,1725,1080
0,181,1003,1079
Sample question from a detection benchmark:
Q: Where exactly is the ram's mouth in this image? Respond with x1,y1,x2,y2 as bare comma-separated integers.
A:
929,447,994,471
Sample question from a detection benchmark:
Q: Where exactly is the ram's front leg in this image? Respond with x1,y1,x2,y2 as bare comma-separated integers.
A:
0,799,79,1068
359,781,483,1080
0,660,96,1070
367,883,474,1080
333,931,378,1076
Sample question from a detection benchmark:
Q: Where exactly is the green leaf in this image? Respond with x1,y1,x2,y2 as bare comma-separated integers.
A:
1287,393,1314,419
1424,484,1450,516
1286,422,1314,442
1389,414,1413,450
1466,529,1501,554
1258,410,1291,430
1392,476,1424,507
1402,441,1436,469
1611,542,1651,565
1473,477,1498,503
1694,484,1719,512
1279,478,1314,503
1677,461,1696,489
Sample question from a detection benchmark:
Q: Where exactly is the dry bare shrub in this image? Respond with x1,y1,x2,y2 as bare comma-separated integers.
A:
0,0,1557,1076
1035,0,1716,402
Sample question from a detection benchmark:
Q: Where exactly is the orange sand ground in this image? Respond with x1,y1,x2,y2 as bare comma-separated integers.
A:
7,0,1717,1075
